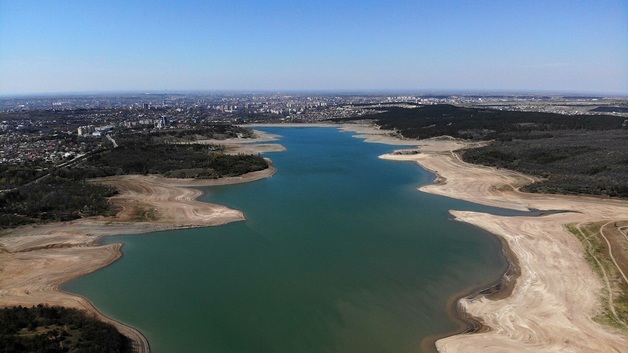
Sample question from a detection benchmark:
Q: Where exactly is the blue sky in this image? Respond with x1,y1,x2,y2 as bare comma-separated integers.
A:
1,0,626,95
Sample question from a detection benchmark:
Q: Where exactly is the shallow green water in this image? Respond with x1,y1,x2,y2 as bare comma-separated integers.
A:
63,127,509,353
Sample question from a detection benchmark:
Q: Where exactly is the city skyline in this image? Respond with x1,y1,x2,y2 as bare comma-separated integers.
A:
1,0,627,96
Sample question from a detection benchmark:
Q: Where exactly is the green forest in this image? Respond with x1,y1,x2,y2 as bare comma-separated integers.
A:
76,137,267,179
346,104,625,140
0,173,118,228
0,305,131,353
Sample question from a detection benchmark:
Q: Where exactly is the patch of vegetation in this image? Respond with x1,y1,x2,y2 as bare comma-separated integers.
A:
566,223,628,331
335,104,625,140
589,106,628,113
0,163,48,190
566,223,605,278
462,131,628,198
0,172,118,228
143,124,254,143
0,304,131,353
75,142,268,179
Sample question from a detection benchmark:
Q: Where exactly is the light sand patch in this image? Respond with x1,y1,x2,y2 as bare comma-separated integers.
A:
339,124,422,146
94,165,277,226
223,143,286,155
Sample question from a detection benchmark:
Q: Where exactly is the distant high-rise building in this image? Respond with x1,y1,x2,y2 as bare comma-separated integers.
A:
143,103,150,109
77,125,95,136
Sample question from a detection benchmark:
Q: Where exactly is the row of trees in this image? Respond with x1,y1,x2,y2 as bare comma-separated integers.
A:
0,173,118,228
145,124,254,141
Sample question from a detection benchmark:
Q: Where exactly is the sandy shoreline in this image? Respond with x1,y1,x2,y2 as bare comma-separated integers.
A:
0,160,276,352
377,140,628,352
2,123,626,352
249,123,628,351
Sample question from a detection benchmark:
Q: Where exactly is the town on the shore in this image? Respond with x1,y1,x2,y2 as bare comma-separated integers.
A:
1,92,627,166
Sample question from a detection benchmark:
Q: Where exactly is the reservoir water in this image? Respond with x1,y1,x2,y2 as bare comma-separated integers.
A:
63,127,509,353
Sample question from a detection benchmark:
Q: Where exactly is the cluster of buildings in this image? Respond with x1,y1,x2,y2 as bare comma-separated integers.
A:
1,93,626,166
77,125,113,137
0,133,99,165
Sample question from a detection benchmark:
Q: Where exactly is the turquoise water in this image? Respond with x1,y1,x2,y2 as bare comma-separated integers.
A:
63,127,509,353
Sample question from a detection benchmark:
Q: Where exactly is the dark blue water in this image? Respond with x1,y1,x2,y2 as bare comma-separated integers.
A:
64,127,510,353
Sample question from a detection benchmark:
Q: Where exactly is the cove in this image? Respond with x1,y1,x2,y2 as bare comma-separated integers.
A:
63,127,510,353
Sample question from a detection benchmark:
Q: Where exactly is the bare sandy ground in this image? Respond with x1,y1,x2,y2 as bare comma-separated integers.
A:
379,141,628,352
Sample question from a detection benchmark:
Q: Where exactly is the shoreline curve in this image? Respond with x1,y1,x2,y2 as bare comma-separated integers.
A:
374,137,628,352
0,165,277,353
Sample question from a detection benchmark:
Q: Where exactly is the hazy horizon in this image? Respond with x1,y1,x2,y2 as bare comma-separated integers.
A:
2,88,627,99
1,0,627,96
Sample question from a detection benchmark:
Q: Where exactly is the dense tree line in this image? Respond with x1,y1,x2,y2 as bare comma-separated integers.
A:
0,173,118,228
143,124,254,141
78,141,268,179
338,104,625,140
0,305,131,353
589,106,628,113
335,105,628,198
462,130,628,198
0,164,47,189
